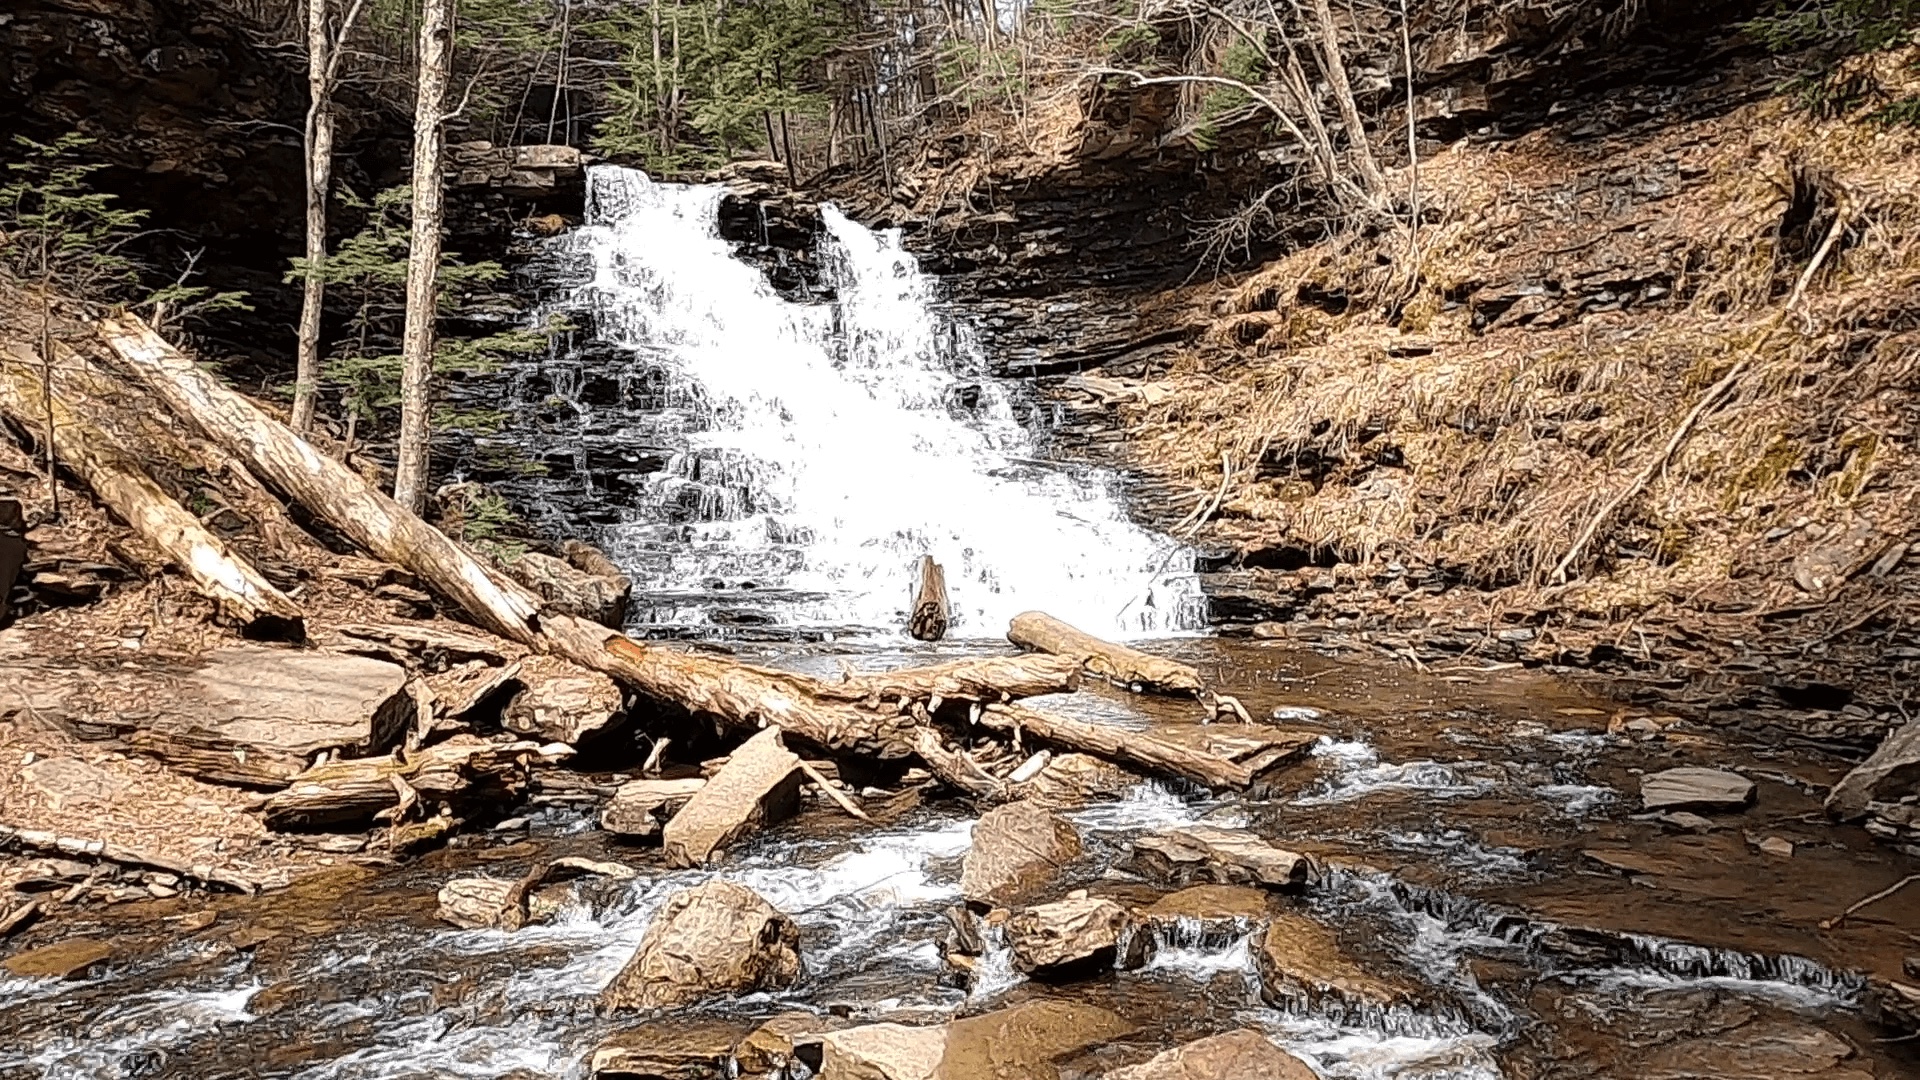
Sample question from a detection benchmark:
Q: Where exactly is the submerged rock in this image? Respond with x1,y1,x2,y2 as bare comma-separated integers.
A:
1005,893,1138,975
1256,913,1415,1010
1637,1019,1868,1079
1640,768,1756,813
663,727,804,868
1826,718,1920,821
960,800,1082,907
602,880,802,1009
588,1016,756,1080
1104,1029,1316,1080
1129,827,1317,891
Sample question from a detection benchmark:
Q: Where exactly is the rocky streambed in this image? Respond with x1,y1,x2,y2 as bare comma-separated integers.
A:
2,641,1916,1080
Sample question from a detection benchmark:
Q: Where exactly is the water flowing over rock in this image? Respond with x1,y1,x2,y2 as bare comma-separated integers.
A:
960,800,1082,907
1128,827,1318,891
526,166,1204,639
1103,1030,1317,1080
601,880,802,1010
1641,768,1757,813
1006,893,1139,975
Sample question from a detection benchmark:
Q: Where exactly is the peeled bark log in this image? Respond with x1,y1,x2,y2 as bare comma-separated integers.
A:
978,704,1250,791
260,736,542,830
1008,611,1202,695
817,654,1081,709
0,342,302,637
909,555,949,641
100,315,543,643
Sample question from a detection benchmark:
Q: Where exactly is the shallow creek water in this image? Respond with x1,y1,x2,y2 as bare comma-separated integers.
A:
3,641,1917,1079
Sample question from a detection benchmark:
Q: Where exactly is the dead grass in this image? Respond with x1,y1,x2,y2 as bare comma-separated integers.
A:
1128,45,1920,619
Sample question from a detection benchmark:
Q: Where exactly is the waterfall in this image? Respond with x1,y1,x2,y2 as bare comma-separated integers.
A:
545,165,1204,640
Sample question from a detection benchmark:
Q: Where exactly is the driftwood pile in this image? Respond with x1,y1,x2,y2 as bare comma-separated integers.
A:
4,312,1303,872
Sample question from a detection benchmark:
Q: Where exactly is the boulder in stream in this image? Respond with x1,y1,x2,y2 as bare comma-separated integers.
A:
588,1016,756,1080
1017,753,1140,808
805,1000,1132,1080
1103,1029,1317,1080
501,654,626,746
1256,912,1416,1011
1005,892,1139,975
1128,826,1318,891
601,880,802,1009
662,727,803,868
1640,767,1755,813
960,800,1082,907
1826,717,1920,821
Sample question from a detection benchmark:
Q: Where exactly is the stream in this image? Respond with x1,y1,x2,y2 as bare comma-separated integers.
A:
2,168,1915,1080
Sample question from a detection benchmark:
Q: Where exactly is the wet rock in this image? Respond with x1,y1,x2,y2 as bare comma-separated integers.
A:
806,1000,1132,1080
1638,1019,1868,1079
588,1017,756,1080
737,1012,851,1076
1143,883,1274,921
436,876,527,931
1104,1029,1316,1080
662,727,804,868
1583,848,1690,877
1826,717,1920,821
1,936,113,979
1018,753,1139,807
111,646,412,787
1256,913,1414,1010
960,800,1083,907
602,880,802,1010
1640,767,1755,813
1128,827,1317,891
601,777,707,839
1005,893,1138,975
501,654,626,745
1866,977,1920,1037
502,548,631,628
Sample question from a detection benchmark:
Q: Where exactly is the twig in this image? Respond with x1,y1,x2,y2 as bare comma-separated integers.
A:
1820,873,1919,930
1551,209,1849,584
797,759,870,822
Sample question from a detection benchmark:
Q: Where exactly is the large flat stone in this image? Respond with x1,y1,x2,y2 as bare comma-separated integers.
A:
809,1000,1132,1080
1827,718,1920,821
662,728,802,868
1129,827,1317,891
501,654,625,746
2,937,113,979
1641,768,1755,813
960,800,1082,907
99,646,411,787
1006,894,1137,974
1104,1029,1317,1080
589,1017,756,1080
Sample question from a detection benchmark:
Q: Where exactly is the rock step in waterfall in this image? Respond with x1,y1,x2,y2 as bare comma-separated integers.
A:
520,165,1205,640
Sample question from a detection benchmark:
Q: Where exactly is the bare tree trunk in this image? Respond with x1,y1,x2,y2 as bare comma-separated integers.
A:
1302,0,1386,200
293,0,334,434
394,0,455,514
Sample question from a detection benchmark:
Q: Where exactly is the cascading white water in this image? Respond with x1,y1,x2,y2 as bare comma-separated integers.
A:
554,165,1205,639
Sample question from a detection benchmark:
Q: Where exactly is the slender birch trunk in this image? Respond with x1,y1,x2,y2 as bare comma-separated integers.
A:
393,0,455,514
292,0,334,433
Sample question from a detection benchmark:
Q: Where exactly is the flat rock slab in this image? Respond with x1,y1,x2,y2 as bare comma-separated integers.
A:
809,1000,1132,1080
1129,826,1317,891
663,727,802,868
960,800,1082,907
1257,912,1416,1010
1826,717,1920,820
1641,768,1756,813
2,936,113,979
1104,1029,1317,1080
125,646,410,786
602,777,707,839
588,1016,757,1080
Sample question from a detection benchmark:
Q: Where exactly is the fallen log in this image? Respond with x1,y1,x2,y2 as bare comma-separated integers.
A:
1008,611,1202,695
259,736,546,831
0,342,303,637
909,556,949,641
100,314,542,644
977,704,1251,790
912,727,1008,801
816,653,1082,709
0,823,259,893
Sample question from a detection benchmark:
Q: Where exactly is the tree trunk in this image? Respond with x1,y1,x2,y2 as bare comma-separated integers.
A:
98,314,544,644
908,555,949,641
1303,0,1386,201
0,341,303,637
978,704,1251,790
1007,610,1203,695
393,0,455,513
292,0,334,434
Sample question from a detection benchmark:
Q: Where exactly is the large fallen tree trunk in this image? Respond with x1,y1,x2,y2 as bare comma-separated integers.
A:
0,342,303,637
100,314,542,644
817,653,1082,707
977,704,1251,790
1008,611,1203,695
